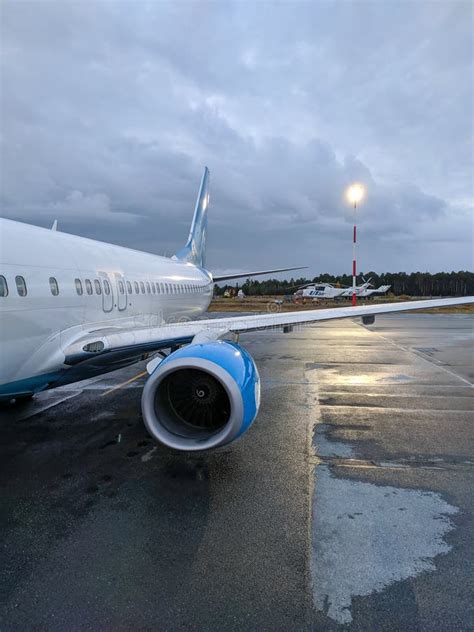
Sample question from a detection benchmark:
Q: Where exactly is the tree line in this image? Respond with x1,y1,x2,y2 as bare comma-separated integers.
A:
215,271,474,297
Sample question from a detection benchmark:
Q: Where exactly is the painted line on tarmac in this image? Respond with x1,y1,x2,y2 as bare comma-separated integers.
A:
358,322,473,386
101,371,148,397
0,391,82,421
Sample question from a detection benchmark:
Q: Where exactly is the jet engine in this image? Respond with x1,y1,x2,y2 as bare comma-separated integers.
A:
141,341,260,451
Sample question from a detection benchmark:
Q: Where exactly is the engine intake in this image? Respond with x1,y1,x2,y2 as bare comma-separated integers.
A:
142,341,260,451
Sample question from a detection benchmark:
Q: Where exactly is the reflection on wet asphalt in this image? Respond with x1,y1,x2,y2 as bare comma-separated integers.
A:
0,314,473,631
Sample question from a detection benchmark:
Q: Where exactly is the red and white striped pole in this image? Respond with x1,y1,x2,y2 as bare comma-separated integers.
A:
352,200,357,306
346,184,364,307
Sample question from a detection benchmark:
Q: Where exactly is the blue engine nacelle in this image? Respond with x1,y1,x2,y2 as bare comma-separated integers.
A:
141,341,260,451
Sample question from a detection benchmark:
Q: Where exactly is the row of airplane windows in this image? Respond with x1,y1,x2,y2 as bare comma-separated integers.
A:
0,274,210,298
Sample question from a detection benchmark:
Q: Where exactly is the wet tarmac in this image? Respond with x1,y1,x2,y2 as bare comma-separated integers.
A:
1,313,473,631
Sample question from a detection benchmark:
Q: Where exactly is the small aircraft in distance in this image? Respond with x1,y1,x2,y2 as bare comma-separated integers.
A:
1,167,472,452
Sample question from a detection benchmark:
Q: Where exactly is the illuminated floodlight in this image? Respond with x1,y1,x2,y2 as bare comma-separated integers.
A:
346,183,365,207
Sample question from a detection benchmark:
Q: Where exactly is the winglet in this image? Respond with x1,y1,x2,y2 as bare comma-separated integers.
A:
51,219,58,231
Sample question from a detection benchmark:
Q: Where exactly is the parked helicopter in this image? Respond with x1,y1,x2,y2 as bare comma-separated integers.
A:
293,277,391,302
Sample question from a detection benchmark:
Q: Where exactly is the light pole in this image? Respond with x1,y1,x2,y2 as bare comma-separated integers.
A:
346,184,365,306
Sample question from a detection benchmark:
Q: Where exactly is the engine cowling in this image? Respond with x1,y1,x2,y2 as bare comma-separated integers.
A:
141,341,260,451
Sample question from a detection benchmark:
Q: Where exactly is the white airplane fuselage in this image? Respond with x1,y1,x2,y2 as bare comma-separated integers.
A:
0,218,213,397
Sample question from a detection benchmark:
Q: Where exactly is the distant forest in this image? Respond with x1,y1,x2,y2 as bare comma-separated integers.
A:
215,271,474,297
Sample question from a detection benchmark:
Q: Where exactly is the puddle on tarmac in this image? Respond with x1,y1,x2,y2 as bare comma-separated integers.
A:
311,466,458,624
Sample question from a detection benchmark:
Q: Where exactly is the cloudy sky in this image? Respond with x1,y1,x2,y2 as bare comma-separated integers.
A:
1,1,473,276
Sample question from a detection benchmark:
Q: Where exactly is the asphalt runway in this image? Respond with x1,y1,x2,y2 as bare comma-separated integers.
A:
1,313,473,631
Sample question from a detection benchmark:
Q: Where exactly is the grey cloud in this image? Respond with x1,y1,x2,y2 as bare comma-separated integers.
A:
1,0,472,275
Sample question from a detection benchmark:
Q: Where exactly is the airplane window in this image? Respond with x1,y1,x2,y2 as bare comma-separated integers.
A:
75,278,83,296
94,280,102,295
152,282,156,294
126,281,132,294
164,283,168,293
15,276,27,297
146,282,151,294
119,280,125,295
134,281,139,294
104,279,111,295
85,279,93,295
140,281,145,294
160,283,164,294
49,277,59,296
0,275,8,297
156,282,160,294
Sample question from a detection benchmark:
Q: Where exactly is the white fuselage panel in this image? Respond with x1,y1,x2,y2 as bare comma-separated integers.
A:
0,219,213,390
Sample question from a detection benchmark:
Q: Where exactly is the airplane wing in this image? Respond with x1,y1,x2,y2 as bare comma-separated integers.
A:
212,266,307,282
62,297,473,368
